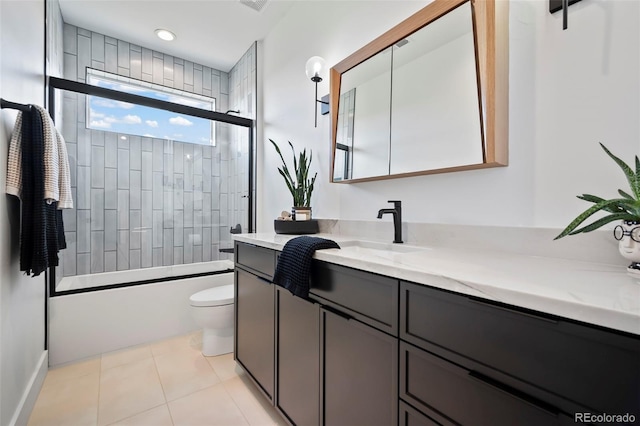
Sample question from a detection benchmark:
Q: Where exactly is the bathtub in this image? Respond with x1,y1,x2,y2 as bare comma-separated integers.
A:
49,260,235,366
56,260,234,292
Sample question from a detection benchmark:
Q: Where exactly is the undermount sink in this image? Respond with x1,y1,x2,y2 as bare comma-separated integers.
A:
336,240,429,260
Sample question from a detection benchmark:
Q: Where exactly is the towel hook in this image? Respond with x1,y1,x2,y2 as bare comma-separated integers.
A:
0,98,32,112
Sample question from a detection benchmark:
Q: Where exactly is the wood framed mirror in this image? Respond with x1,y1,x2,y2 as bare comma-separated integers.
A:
330,0,508,183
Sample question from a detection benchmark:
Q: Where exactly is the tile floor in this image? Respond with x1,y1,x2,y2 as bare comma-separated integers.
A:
28,332,287,426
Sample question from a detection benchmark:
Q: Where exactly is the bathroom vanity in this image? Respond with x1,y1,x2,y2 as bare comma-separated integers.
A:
233,234,640,426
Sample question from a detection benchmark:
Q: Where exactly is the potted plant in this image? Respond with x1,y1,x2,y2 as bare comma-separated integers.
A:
270,139,318,221
555,143,640,271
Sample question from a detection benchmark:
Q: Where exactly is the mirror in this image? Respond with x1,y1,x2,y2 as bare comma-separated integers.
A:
390,2,481,174
330,0,509,183
337,47,392,179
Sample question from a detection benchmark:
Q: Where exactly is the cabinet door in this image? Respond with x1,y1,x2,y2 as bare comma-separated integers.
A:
235,268,275,401
276,288,320,426
399,401,443,426
322,308,398,426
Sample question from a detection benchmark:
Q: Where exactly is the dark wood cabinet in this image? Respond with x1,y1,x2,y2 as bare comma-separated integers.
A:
234,241,640,426
235,267,275,401
322,307,398,426
400,281,640,418
276,288,320,426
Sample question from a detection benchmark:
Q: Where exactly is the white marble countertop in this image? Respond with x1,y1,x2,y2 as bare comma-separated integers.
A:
234,233,640,336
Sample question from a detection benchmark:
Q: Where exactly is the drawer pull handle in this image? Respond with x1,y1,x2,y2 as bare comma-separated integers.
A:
256,276,273,285
323,305,352,321
285,290,319,306
468,371,560,417
468,298,558,324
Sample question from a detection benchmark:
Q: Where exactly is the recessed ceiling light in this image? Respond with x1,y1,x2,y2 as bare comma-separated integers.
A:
155,29,176,41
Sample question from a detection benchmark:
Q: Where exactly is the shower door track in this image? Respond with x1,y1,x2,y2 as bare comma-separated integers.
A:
48,77,253,127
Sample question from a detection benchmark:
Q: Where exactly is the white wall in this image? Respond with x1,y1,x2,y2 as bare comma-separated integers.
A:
259,0,639,231
0,1,48,424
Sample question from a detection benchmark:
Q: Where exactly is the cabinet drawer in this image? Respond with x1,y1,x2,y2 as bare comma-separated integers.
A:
400,342,574,426
310,261,398,334
235,242,276,279
400,282,640,416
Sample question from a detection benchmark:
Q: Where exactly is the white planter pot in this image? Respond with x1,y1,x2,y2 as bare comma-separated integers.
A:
615,220,640,274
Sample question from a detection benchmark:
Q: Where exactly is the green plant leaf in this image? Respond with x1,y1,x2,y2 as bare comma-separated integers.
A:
270,138,315,207
289,141,298,177
577,194,635,213
600,143,640,199
577,194,606,204
617,198,640,216
306,172,317,206
277,168,296,201
577,194,625,213
557,144,640,241
569,212,638,235
271,139,297,204
554,198,634,240
618,189,635,200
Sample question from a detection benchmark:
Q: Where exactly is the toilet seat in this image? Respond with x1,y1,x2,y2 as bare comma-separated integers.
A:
189,284,234,307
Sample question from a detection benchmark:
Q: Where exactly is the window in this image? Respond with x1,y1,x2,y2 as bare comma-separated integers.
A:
86,69,216,145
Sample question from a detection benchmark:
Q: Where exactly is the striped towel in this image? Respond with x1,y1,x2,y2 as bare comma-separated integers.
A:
5,106,73,209
6,112,24,199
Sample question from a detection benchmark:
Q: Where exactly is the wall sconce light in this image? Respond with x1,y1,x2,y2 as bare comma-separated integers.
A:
305,56,330,128
549,0,582,30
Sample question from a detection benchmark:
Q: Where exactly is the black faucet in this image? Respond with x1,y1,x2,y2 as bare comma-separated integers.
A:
377,200,403,244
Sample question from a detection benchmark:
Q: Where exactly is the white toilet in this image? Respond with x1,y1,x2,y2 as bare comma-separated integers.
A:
189,284,234,357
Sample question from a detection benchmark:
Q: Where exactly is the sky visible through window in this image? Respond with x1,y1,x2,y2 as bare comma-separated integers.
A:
87,69,215,146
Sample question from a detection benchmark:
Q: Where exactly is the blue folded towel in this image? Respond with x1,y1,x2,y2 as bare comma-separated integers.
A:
273,236,340,298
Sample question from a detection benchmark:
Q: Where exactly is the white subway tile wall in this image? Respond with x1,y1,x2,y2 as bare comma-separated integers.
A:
58,26,256,281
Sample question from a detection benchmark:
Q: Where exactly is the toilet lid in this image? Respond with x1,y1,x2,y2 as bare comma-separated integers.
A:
190,284,234,307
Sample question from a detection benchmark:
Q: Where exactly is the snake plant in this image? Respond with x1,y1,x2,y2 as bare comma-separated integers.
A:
270,139,317,207
555,143,640,239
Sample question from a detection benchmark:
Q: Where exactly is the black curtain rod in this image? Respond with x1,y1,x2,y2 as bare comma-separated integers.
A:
0,98,32,112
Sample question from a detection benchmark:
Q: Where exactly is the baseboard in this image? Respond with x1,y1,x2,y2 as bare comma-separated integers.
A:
10,350,48,426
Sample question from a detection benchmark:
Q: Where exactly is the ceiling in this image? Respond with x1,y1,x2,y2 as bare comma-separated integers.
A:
58,0,296,72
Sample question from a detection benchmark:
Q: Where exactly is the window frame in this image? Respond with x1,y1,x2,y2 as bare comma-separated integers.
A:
85,68,217,146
